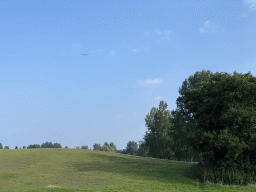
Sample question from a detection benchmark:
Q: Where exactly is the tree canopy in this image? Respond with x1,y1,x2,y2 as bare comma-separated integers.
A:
143,100,175,160
179,70,256,174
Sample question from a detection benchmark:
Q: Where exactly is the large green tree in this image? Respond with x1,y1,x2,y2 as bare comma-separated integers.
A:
180,71,256,175
143,100,175,160
126,141,138,155
169,70,215,162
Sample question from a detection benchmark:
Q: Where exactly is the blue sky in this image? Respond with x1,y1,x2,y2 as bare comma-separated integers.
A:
0,0,256,150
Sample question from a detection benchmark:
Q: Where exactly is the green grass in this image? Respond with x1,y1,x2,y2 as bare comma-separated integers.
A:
0,148,256,191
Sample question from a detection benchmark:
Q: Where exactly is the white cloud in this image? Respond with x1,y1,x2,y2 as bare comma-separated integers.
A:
144,29,173,42
138,78,163,86
109,50,116,56
199,20,220,33
245,0,256,11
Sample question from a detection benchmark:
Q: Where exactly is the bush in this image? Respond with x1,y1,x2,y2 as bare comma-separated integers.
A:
182,161,256,186
22,146,26,149
81,145,88,149
15,146,18,149
4,146,9,149
65,146,69,149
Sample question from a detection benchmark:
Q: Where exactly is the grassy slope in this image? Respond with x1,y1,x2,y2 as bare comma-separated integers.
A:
0,148,256,192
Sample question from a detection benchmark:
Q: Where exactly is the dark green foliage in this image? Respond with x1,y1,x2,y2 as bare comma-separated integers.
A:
116,149,124,154
53,143,62,148
136,140,149,157
169,108,203,162
65,146,69,148
22,146,26,149
40,142,62,148
143,100,175,160
4,146,9,149
170,69,215,162
41,142,54,148
122,149,127,154
15,146,18,149
27,144,41,149
93,143,102,151
126,141,138,155
81,145,88,149
0,143,3,149
179,70,256,185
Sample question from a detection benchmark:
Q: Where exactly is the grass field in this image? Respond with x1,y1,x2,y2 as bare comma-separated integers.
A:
0,148,256,191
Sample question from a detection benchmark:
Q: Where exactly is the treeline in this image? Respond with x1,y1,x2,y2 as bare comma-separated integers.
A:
0,141,149,158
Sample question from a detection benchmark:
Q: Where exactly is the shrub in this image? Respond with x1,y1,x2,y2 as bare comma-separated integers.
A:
81,145,88,149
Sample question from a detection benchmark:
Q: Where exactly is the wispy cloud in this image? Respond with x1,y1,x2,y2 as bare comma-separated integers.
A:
245,0,256,11
144,29,173,42
138,78,163,86
109,50,116,56
199,20,221,33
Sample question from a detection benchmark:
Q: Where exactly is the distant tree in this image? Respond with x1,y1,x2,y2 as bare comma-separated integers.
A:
15,146,18,149
103,142,110,147
110,142,117,152
65,146,69,149
143,100,175,160
90,148,92,150
41,142,54,148
27,144,41,149
76,146,80,149
53,143,62,148
116,149,123,154
93,143,102,151
0,143,3,149
19,147,21,149
126,141,138,155
101,142,116,152
122,149,127,154
4,146,9,149
22,146,26,149
81,145,89,149
136,140,149,157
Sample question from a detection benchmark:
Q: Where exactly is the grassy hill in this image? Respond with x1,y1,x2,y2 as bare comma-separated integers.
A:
0,148,256,191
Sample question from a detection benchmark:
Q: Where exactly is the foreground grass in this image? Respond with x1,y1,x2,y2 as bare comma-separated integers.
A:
0,148,256,191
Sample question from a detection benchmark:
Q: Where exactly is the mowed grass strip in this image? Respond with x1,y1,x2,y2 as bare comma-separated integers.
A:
0,148,256,191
